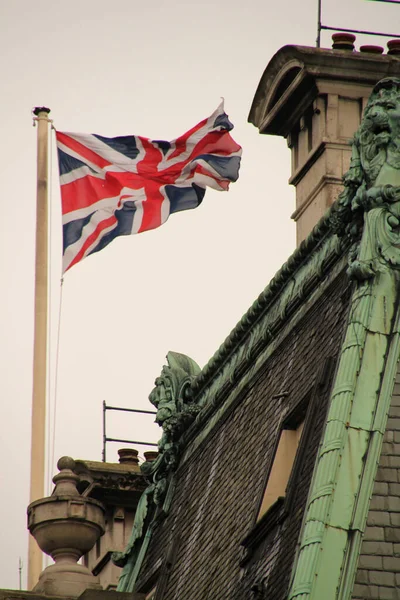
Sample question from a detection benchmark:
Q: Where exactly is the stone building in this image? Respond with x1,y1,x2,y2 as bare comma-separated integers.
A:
25,451,148,597
4,34,400,600
113,36,400,600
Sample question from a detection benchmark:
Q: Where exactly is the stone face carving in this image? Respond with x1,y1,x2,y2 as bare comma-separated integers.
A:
113,351,201,591
331,78,400,280
144,351,201,478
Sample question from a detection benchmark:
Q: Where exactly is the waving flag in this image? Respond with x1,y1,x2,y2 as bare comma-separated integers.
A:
56,103,242,273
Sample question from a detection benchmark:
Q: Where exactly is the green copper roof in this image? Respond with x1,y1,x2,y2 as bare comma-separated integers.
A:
289,77,400,600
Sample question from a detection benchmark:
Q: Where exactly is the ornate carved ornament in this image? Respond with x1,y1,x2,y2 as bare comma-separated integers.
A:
143,351,201,477
112,351,200,577
330,77,400,280
93,472,144,491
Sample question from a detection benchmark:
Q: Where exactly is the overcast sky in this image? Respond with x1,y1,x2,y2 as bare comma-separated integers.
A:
1,0,399,591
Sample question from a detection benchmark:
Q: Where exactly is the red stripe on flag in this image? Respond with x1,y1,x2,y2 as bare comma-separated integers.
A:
65,214,117,271
157,131,240,180
61,174,123,214
136,139,164,232
192,163,230,190
198,131,241,155
137,181,164,232
167,117,208,160
57,132,112,170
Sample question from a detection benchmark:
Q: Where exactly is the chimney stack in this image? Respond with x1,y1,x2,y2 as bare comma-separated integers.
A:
248,36,400,244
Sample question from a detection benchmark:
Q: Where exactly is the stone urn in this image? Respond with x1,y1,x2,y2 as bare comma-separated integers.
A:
28,456,105,597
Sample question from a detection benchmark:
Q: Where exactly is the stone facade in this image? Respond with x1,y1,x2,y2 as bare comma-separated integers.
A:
76,457,147,591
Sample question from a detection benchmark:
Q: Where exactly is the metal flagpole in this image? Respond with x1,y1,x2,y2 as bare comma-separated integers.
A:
28,106,51,590
316,0,322,47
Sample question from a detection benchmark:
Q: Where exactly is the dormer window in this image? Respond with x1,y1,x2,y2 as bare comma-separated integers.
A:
257,420,304,520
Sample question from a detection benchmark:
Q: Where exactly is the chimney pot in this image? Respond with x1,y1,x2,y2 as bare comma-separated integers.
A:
332,33,356,51
118,448,139,465
359,45,384,55
143,451,158,463
387,39,400,55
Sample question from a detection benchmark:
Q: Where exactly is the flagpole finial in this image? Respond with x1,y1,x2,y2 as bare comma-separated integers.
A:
33,106,50,116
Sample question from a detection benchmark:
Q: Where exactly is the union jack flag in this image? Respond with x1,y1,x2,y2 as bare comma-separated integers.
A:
56,103,242,273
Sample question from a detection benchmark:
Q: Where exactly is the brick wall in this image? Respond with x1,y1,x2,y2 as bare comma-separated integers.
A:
353,370,400,600
137,270,351,600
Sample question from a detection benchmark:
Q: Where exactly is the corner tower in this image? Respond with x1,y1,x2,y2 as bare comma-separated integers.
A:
249,35,400,244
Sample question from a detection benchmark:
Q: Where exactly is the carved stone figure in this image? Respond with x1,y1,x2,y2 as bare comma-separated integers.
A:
330,78,400,279
113,351,201,592
142,351,201,479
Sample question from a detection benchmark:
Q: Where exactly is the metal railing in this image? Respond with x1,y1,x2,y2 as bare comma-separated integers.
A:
102,400,158,462
316,0,400,47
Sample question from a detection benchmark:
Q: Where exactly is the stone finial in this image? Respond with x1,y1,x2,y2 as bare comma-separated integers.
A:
27,456,105,597
52,456,80,496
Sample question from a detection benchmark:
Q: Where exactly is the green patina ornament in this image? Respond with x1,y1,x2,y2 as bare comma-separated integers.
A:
112,484,154,569
113,351,200,592
290,78,400,600
142,351,201,487
331,78,400,280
